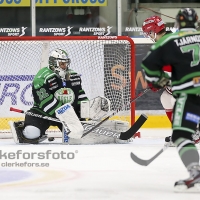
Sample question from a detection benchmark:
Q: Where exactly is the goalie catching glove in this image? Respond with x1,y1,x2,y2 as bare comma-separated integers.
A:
80,96,110,121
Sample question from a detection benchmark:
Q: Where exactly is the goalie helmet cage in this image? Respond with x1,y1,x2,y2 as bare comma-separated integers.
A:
0,36,135,138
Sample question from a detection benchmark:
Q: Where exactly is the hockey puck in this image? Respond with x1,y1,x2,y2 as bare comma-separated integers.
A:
48,137,55,142
165,136,171,142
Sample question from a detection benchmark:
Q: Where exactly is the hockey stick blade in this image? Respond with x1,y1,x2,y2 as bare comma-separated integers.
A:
130,143,170,166
119,114,147,140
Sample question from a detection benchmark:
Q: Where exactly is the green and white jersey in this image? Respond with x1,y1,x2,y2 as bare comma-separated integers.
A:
32,67,63,116
31,67,88,118
142,28,200,96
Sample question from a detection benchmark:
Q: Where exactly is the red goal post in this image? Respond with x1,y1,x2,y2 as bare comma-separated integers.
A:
0,36,135,138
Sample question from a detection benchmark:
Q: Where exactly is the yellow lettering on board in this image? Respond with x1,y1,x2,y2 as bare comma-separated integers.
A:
0,0,107,7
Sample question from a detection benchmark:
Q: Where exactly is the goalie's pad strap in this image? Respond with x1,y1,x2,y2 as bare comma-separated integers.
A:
55,103,84,139
80,101,90,118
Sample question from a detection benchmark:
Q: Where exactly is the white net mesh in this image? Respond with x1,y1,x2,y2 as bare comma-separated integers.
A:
0,36,134,138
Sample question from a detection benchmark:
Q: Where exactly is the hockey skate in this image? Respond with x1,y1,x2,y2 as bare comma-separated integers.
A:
164,136,175,147
174,164,200,192
9,121,47,144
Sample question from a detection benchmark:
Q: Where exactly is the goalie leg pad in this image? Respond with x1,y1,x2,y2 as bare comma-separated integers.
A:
23,126,40,139
83,120,129,132
62,126,69,144
103,120,130,143
102,120,130,132
67,132,116,145
55,103,84,139
9,121,47,144
78,120,130,144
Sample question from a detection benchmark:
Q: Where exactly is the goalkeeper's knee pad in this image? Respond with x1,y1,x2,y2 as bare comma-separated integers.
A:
22,126,46,144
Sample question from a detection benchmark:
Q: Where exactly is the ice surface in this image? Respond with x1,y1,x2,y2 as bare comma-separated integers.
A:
0,128,199,200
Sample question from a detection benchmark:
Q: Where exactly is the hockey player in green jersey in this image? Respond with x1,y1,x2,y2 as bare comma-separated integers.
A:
141,8,200,191
10,48,88,144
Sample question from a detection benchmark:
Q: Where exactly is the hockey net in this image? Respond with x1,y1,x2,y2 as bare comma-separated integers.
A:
0,36,135,138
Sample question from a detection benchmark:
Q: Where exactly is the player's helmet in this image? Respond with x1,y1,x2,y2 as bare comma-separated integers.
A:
142,16,165,41
175,8,198,29
49,49,71,79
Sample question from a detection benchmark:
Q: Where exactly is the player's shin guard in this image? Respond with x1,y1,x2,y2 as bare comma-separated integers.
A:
174,137,199,168
174,137,200,191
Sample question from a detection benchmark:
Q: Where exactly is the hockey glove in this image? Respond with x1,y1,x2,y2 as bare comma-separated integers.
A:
149,72,170,90
157,76,170,88
148,83,160,92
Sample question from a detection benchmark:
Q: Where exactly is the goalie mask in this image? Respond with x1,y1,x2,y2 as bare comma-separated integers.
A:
142,16,165,42
49,49,71,79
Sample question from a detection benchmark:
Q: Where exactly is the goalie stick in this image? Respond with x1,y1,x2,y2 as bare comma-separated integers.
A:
81,88,150,138
10,107,148,140
130,142,170,166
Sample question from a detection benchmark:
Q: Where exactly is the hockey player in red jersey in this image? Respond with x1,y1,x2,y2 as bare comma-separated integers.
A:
142,16,175,122
142,16,175,145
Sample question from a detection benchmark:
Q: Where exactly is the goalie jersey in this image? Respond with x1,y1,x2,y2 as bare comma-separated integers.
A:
31,67,88,118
